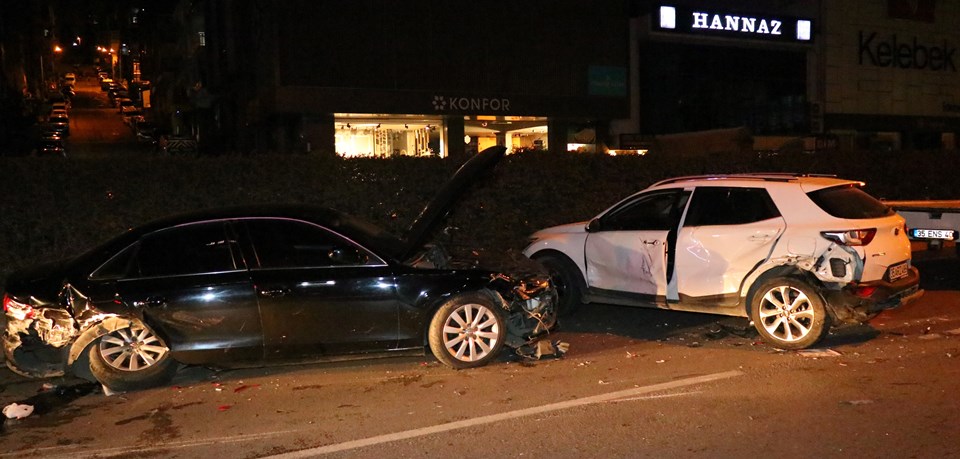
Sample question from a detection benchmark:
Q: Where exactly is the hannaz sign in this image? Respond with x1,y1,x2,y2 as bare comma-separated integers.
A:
859,31,956,72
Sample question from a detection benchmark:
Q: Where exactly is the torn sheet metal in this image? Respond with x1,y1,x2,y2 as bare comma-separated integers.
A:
515,339,570,360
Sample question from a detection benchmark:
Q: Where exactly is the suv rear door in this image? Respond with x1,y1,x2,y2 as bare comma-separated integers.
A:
675,186,785,306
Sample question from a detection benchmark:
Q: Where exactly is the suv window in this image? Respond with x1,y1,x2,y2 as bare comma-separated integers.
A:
600,189,687,231
134,222,238,278
807,185,893,219
242,219,381,269
684,187,781,227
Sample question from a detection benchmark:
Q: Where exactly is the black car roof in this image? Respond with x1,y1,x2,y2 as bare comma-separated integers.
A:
73,205,406,271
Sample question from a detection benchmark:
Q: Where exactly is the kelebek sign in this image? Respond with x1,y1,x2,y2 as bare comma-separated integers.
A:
858,31,957,72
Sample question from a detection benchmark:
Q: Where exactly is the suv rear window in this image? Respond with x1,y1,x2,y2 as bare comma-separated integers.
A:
807,185,893,219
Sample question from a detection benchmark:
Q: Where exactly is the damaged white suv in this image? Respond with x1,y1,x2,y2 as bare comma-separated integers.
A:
524,173,922,349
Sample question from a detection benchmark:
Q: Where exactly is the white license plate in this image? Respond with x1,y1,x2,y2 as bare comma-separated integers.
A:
888,262,909,282
911,228,956,240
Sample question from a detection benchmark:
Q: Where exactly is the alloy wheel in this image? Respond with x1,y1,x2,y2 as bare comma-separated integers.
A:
98,326,169,372
757,285,816,343
441,303,501,362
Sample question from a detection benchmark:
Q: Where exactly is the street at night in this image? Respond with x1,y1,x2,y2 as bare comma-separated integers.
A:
2,1,960,458
0,249,958,458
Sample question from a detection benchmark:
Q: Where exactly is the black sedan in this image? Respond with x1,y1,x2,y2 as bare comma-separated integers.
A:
3,147,557,391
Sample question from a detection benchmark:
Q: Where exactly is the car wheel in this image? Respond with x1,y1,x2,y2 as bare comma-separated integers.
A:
749,277,831,350
533,253,584,316
428,293,505,369
88,324,178,392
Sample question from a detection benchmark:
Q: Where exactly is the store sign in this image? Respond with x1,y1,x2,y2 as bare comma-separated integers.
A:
656,5,813,42
432,95,511,113
858,31,956,72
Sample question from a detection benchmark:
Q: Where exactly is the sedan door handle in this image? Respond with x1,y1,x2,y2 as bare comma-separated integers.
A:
134,296,167,308
641,240,662,246
259,288,290,298
749,234,772,242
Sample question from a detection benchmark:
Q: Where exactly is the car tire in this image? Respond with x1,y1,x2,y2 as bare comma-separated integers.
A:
533,253,584,316
749,277,831,350
88,324,178,392
428,293,505,369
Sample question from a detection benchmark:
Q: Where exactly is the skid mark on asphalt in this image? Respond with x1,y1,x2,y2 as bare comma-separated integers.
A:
266,370,743,458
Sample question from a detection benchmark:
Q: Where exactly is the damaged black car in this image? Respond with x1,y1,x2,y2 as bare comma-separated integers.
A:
3,146,557,391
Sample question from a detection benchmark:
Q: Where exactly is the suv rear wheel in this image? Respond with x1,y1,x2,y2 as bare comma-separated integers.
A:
749,277,830,349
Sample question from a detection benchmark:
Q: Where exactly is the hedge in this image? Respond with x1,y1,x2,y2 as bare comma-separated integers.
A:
1,149,956,288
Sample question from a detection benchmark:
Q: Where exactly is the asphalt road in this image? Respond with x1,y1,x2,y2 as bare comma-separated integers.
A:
0,250,957,458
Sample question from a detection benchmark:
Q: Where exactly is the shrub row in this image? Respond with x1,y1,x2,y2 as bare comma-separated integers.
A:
1,149,956,287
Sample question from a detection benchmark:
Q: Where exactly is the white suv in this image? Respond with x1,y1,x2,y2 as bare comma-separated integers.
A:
524,173,922,349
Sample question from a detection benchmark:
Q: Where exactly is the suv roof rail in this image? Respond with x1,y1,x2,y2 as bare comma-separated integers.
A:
651,172,839,187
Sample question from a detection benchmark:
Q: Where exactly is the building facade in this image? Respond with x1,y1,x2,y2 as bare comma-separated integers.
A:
617,0,959,152
136,0,958,156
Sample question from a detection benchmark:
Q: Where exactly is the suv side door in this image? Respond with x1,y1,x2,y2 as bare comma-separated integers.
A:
584,189,689,302
675,186,785,306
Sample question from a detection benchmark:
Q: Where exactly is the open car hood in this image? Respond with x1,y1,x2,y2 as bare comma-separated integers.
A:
395,146,506,261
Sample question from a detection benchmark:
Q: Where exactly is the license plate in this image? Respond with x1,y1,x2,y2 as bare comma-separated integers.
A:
910,228,956,240
888,262,909,282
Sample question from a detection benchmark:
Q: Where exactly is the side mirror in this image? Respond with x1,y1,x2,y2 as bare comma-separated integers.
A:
586,218,601,233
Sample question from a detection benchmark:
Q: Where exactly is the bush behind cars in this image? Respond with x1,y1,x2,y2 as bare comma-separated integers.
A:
1,149,956,287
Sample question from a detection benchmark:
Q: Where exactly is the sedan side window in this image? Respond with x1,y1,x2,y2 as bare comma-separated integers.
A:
242,219,381,269
600,190,686,231
135,222,239,277
683,187,781,227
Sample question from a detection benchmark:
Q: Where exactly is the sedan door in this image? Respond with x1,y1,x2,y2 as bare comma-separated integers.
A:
238,218,401,360
111,221,264,365
585,189,689,302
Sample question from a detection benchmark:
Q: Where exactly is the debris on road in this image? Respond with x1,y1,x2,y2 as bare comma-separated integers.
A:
234,384,261,393
945,328,960,336
516,339,569,360
842,399,875,406
3,403,34,419
918,333,943,340
797,348,842,358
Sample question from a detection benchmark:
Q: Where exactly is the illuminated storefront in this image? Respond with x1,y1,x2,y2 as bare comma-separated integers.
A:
333,114,550,158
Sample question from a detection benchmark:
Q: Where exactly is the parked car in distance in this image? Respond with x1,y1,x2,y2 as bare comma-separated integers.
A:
36,138,66,157
524,173,922,349
3,147,557,391
133,120,158,141
46,114,70,136
63,73,76,87
100,78,115,91
118,98,135,112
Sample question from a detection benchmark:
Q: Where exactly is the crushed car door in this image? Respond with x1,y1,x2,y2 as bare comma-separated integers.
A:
676,186,785,305
113,221,264,365
584,189,688,302
239,218,400,360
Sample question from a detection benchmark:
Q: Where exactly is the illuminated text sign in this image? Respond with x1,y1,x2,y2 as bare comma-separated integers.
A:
656,5,813,43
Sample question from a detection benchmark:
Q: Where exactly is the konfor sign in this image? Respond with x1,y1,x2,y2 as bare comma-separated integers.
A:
858,31,956,72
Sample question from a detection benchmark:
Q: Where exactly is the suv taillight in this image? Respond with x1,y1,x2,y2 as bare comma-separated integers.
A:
3,294,35,320
821,229,876,246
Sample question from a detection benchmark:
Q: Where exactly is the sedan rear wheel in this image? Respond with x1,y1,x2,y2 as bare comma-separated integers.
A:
428,293,505,369
749,277,830,350
89,324,178,392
